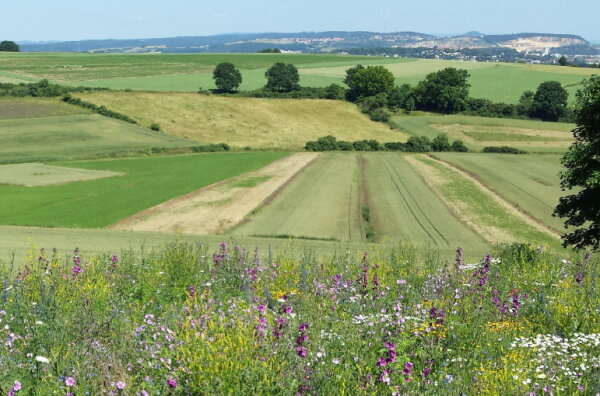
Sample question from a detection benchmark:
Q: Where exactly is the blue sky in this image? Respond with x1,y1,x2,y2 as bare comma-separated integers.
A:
3,0,599,43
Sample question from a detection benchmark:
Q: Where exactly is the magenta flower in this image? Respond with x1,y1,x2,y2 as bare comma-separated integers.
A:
65,377,76,387
166,378,178,388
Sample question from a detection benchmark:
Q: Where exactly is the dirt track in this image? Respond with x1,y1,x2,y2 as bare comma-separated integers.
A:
110,153,319,234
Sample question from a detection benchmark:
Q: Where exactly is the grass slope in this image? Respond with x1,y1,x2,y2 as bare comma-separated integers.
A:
431,153,567,232
233,153,365,241
391,113,574,153
76,91,407,150
0,97,88,119
364,153,488,249
0,152,286,228
0,114,197,163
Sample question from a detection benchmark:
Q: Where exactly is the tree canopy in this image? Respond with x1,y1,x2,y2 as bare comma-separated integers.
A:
529,81,568,122
212,62,242,92
0,40,19,52
344,65,395,101
554,75,600,250
414,67,470,114
265,63,300,92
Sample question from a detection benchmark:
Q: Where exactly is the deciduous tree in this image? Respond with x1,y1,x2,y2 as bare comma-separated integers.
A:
212,62,242,92
529,81,568,122
265,63,300,92
0,40,19,52
554,76,600,250
414,68,470,114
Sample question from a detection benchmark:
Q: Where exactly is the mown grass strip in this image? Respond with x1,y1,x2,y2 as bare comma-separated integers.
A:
408,155,561,248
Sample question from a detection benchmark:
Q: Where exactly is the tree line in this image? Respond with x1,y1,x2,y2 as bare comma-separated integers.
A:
211,62,572,123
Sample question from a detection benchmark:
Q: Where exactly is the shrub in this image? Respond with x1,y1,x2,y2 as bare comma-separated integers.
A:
482,146,527,154
367,108,389,123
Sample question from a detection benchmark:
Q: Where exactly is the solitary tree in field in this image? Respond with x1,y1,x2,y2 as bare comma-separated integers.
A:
414,67,470,114
265,63,300,92
529,81,568,122
0,40,19,52
554,76,600,250
212,62,242,92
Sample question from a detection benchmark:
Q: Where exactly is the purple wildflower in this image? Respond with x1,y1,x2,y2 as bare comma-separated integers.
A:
166,378,178,388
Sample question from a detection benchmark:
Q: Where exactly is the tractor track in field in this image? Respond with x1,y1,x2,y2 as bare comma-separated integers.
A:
380,156,449,246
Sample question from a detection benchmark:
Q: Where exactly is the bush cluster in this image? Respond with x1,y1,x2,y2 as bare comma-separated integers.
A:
305,134,468,152
234,84,346,100
190,143,231,152
0,80,103,98
482,146,528,154
61,95,137,124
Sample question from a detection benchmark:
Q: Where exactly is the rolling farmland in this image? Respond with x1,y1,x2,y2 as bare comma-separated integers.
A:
233,153,365,241
1,53,596,102
390,113,575,153
233,153,559,249
407,155,561,248
0,152,286,228
75,91,408,150
363,153,488,249
431,153,567,232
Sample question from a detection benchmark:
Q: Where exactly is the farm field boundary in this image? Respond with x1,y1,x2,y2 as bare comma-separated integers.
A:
430,153,567,232
405,155,561,247
111,152,319,234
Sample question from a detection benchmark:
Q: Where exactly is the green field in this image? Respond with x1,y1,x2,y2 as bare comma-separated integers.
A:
391,113,575,153
1,53,596,102
409,155,561,248
75,91,408,149
0,152,286,228
0,97,88,119
431,153,567,232
232,152,558,248
233,153,365,241
0,113,198,163
364,153,488,249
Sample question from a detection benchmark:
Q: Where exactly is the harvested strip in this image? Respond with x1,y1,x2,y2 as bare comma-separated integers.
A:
110,153,319,234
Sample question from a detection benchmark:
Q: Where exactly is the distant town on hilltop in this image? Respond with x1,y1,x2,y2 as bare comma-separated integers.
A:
18,31,600,66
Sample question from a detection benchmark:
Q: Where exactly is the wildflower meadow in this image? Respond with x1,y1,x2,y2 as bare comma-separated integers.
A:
0,242,598,395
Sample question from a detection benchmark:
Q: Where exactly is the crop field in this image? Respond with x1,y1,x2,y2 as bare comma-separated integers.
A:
0,152,286,228
75,91,407,149
391,113,574,153
363,153,488,249
1,53,596,102
233,153,365,241
431,153,567,232
232,152,558,249
407,155,561,248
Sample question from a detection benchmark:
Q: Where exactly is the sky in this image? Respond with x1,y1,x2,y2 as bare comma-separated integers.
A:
3,0,600,43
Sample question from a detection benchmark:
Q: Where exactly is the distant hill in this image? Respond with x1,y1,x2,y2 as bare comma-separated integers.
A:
18,31,595,55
